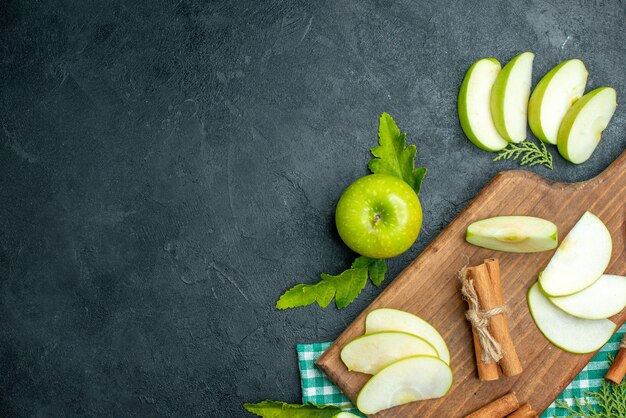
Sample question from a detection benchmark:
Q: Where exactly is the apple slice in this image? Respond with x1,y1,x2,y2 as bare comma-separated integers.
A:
528,59,588,144
466,216,557,253
365,308,450,365
356,355,452,415
458,58,508,151
528,283,615,353
334,413,360,418
340,331,438,375
539,211,611,297
490,52,535,143
557,87,617,164
548,274,626,320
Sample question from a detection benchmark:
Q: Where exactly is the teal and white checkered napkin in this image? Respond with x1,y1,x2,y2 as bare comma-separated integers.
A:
297,323,625,417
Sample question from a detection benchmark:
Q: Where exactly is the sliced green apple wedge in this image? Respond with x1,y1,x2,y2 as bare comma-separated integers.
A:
539,211,611,297
466,216,557,253
340,331,438,375
528,283,616,353
365,308,450,365
528,59,588,144
548,274,626,320
356,355,452,415
458,58,508,151
557,87,617,164
490,52,535,143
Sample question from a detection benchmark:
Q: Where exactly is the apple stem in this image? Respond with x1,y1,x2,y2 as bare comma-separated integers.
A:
373,214,382,226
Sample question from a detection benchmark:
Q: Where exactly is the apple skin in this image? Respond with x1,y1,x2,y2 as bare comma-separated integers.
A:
490,52,535,143
557,87,617,164
458,58,508,152
528,59,588,144
335,174,422,259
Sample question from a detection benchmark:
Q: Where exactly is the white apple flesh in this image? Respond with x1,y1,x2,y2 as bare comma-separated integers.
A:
528,283,616,353
458,58,509,152
340,331,438,375
333,413,360,418
528,59,588,144
365,308,450,365
548,274,626,320
356,355,453,415
557,87,617,164
466,216,557,253
539,212,611,297
490,52,535,143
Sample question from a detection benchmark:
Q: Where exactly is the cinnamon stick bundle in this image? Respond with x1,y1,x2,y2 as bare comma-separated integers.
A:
464,392,519,418
605,334,626,384
462,263,501,381
460,259,523,380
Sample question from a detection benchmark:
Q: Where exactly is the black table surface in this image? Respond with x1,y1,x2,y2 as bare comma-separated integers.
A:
1,0,625,416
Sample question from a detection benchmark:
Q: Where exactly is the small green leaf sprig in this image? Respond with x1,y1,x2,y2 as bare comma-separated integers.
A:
493,140,553,169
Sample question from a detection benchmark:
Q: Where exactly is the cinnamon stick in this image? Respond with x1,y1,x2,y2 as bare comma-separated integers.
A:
506,403,537,418
605,334,626,384
465,263,500,380
475,259,523,376
465,392,520,418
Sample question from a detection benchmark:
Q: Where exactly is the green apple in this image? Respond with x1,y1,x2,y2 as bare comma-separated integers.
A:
548,274,626,320
356,355,452,415
333,413,360,418
365,308,450,365
335,174,422,259
528,283,615,353
490,52,535,143
466,215,557,253
340,331,438,375
458,58,509,151
539,211,611,297
528,59,588,144
557,87,617,164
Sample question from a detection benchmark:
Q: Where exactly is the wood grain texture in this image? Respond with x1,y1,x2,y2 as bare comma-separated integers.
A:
316,151,626,418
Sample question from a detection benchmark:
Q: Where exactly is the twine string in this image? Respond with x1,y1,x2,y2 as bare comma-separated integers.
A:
459,267,507,363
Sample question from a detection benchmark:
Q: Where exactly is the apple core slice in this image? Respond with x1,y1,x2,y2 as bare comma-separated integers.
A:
466,216,557,253
548,274,626,320
356,355,453,415
490,52,535,143
557,87,617,164
365,308,450,365
538,211,611,297
528,59,588,144
340,331,438,375
458,58,508,151
528,283,616,353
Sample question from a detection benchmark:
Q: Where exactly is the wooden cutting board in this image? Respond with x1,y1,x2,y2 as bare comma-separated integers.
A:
316,150,626,418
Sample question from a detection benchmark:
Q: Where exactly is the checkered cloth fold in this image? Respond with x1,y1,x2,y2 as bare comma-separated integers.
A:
297,323,625,417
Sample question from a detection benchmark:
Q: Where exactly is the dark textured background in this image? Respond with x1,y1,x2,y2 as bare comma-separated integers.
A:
1,0,625,416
